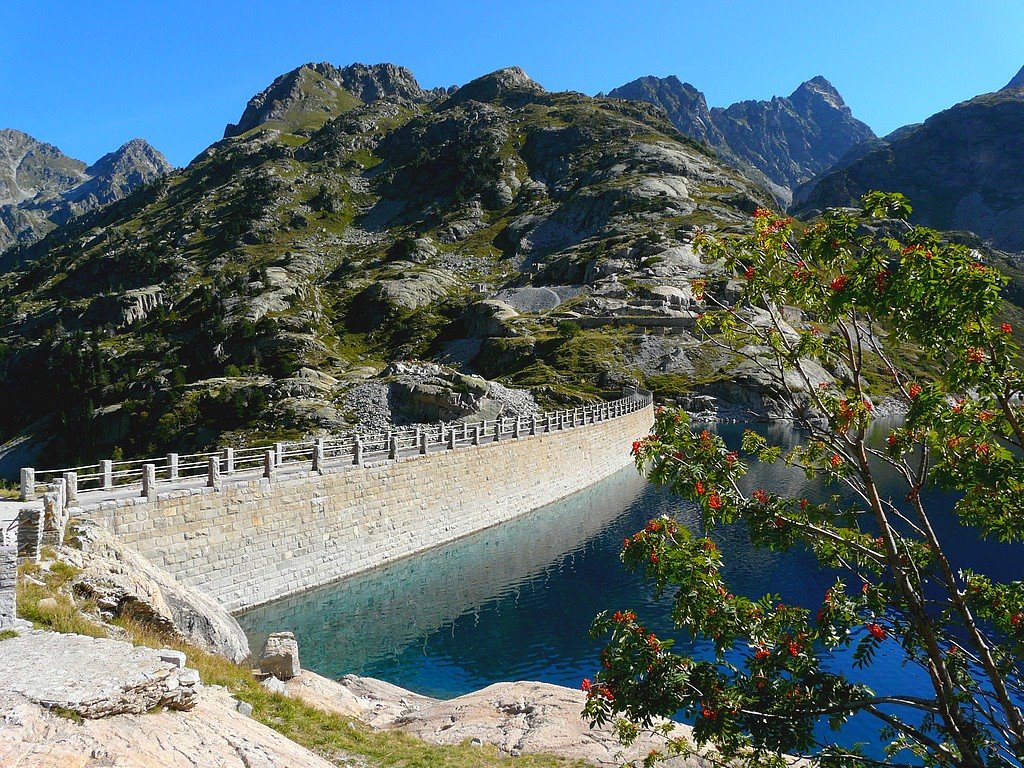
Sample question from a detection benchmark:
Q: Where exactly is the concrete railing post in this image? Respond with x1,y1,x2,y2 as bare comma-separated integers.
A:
513,417,521,439
263,450,274,479
275,442,284,468
207,456,221,488
313,437,325,473
101,460,113,491
448,427,456,450
389,435,399,460
354,436,365,466
167,453,179,480
472,425,481,446
19,468,35,502
530,415,538,436
63,471,78,506
16,505,43,564
419,431,428,455
223,447,235,474
494,419,502,442
142,463,157,499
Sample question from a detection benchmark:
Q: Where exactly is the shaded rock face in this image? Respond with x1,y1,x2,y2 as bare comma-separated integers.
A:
609,75,875,203
66,522,250,662
463,299,519,337
224,61,434,138
0,130,171,253
795,80,1024,252
348,269,458,329
1004,65,1024,91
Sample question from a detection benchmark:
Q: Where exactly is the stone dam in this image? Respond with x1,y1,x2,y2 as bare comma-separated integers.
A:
2,392,654,617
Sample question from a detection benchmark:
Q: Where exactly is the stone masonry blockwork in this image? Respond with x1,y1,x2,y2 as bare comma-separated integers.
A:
83,404,654,612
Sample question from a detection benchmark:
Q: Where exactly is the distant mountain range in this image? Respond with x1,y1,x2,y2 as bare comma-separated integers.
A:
0,129,171,252
793,66,1024,252
2,58,1024,469
607,75,875,204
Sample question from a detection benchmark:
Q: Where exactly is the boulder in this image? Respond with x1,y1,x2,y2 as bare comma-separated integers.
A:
463,299,519,337
639,284,693,309
260,675,288,695
382,361,538,423
259,631,301,680
67,523,250,662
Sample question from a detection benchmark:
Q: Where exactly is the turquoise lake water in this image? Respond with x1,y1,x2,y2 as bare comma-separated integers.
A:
237,421,1023,753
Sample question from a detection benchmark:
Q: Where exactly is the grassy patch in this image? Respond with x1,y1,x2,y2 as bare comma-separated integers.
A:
0,629,18,641
645,372,695,399
16,560,107,637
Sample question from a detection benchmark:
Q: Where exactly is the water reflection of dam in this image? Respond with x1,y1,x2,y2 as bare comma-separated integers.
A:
238,464,649,678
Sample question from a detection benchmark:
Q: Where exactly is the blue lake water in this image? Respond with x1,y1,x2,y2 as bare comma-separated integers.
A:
237,420,1023,753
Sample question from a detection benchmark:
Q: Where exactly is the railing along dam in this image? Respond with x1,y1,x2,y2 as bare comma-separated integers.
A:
8,390,654,612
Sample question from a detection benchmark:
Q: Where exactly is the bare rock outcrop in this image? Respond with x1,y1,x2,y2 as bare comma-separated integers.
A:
65,522,250,662
0,630,199,718
0,686,337,768
335,676,710,766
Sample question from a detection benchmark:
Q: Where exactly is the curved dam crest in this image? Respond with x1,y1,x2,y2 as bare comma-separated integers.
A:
79,402,654,612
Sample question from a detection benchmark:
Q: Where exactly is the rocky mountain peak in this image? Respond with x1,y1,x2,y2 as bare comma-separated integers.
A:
224,61,432,139
606,75,720,148
789,75,846,111
0,131,170,252
609,73,874,202
330,62,430,104
1003,65,1024,90
86,138,173,179
795,83,1024,252
444,66,546,109
0,129,87,206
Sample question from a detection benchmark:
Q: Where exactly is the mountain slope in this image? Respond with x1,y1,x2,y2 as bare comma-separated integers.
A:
223,61,443,138
0,63,773,468
608,75,875,203
1004,65,1024,90
794,78,1024,252
0,130,172,252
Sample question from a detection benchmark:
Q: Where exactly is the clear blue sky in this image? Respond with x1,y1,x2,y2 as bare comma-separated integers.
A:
2,1,1022,167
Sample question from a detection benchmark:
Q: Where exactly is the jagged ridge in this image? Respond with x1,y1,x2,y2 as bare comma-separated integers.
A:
794,73,1024,252
0,130,172,252
608,75,875,203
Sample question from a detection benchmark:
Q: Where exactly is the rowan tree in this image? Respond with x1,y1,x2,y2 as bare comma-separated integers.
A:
584,193,1024,768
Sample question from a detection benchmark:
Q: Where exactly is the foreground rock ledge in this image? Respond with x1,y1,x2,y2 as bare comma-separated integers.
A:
0,630,199,717
333,675,712,767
